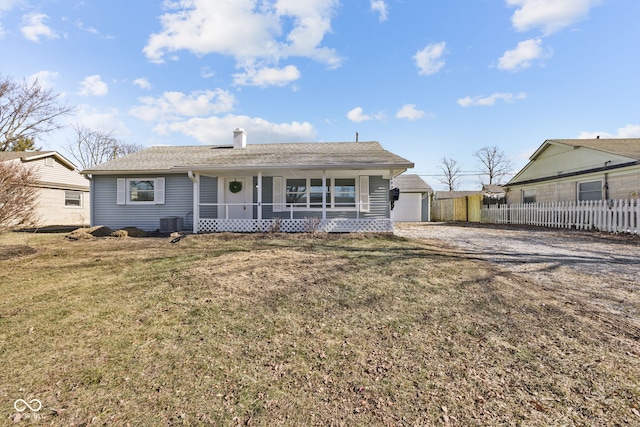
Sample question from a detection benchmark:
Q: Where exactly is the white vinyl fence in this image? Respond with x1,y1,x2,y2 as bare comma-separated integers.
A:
482,199,640,235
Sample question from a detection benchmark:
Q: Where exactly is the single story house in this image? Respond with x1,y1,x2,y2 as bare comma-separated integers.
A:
390,174,433,222
82,129,414,233
0,151,90,227
505,138,640,203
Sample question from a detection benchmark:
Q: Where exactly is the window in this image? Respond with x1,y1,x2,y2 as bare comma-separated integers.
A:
286,178,307,207
578,180,602,201
65,191,82,207
334,178,356,207
117,178,165,205
309,179,329,208
284,178,353,209
522,189,536,204
129,180,155,202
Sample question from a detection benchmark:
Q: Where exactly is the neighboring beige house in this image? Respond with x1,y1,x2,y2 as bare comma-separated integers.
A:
390,174,433,222
0,151,90,227
506,138,640,204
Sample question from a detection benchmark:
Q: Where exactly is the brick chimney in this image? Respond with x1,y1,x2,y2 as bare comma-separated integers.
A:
233,128,247,149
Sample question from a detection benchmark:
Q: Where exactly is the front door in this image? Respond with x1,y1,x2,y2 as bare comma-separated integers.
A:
225,177,251,219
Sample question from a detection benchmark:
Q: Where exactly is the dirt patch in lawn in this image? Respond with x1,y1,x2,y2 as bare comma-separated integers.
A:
0,245,37,260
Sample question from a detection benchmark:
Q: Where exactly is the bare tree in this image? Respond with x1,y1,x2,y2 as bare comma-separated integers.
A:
65,125,144,169
0,162,41,231
474,145,512,185
0,74,74,151
438,157,462,191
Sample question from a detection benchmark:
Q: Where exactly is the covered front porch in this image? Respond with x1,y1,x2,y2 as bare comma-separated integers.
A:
187,169,395,233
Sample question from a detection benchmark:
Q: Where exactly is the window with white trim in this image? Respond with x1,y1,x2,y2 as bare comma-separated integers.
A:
117,178,165,205
522,189,536,204
130,179,155,202
578,180,602,201
65,190,82,207
284,178,355,209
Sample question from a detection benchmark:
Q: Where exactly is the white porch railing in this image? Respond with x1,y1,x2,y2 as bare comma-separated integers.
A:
198,218,393,233
195,202,393,233
482,199,640,235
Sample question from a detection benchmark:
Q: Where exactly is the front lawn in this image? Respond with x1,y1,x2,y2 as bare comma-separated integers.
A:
1,232,638,425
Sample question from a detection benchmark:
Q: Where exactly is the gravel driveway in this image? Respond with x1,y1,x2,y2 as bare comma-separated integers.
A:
394,222,640,332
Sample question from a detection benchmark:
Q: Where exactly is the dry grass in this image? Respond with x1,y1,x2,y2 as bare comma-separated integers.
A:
0,231,639,426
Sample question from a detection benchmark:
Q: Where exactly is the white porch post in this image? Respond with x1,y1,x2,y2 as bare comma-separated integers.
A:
188,171,200,233
322,170,327,220
257,171,263,220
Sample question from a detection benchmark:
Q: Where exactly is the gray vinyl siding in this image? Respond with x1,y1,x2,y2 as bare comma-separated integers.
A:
200,176,218,219
364,175,390,218
421,194,431,222
91,174,193,231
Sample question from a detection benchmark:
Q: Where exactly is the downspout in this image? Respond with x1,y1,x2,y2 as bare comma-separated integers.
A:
87,174,94,227
188,171,199,233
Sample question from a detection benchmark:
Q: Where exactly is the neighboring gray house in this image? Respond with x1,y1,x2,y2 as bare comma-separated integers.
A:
82,129,414,233
0,151,90,227
390,174,433,222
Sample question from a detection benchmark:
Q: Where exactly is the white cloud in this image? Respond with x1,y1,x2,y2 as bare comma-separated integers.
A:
233,65,301,87
73,105,129,136
346,107,384,123
347,107,370,123
78,75,108,97
370,0,388,22
396,104,426,120
155,114,316,144
201,67,215,78
129,89,236,122
143,0,341,84
457,92,527,107
414,42,446,76
498,38,550,72
133,78,152,90
506,0,597,35
21,13,58,42
0,0,21,11
577,124,640,139
28,70,60,89
75,20,99,35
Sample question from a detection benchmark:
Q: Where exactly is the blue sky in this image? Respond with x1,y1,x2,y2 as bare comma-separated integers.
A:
1,0,639,189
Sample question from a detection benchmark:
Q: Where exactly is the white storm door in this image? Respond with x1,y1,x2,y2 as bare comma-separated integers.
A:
224,177,251,219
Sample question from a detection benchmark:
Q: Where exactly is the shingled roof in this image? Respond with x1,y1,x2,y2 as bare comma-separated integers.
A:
0,150,56,161
537,138,640,160
0,150,78,170
83,141,414,174
392,174,433,192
